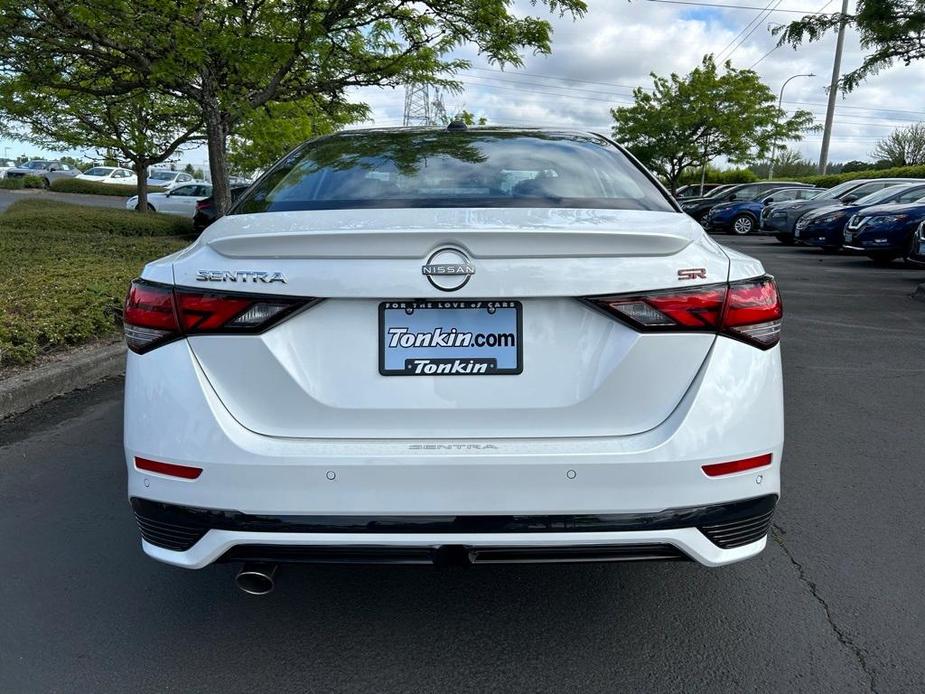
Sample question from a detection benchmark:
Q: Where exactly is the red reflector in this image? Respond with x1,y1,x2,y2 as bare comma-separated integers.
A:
135,456,203,479
702,453,773,477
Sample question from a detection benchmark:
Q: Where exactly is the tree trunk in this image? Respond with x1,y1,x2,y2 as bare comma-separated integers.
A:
133,161,149,213
204,108,231,217
699,162,707,195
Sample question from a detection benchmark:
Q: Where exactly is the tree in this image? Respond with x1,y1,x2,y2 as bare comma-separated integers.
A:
777,1,925,91
612,55,814,193
0,80,203,211
0,0,587,216
228,98,367,177
871,123,925,166
842,160,875,173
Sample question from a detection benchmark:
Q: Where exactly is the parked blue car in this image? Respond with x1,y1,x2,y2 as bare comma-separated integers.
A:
842,200,925,263
703,186,820,235
908,221,925,264
794,182,925,251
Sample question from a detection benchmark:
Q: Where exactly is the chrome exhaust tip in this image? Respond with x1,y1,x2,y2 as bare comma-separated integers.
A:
235,562,278,595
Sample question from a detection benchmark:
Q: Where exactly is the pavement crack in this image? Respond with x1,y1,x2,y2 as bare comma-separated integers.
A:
771,524,878,694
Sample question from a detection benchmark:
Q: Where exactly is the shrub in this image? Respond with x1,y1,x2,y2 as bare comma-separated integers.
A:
0,177,24,189
49,177,165,196
22,175,45,188
0,201,191,367
772,163,925,188
2,199,194,237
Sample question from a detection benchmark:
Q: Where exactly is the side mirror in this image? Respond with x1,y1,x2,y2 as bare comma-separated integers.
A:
841,194,858,203
762,196,774,204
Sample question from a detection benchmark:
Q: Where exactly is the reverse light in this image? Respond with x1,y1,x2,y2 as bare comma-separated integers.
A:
702,453,773,477
124,279,314,354
586,275,783,349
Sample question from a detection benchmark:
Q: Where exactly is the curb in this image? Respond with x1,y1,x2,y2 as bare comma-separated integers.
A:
0,339,125,420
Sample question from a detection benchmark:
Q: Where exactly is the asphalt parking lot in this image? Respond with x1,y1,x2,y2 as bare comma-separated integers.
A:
1,236,923,693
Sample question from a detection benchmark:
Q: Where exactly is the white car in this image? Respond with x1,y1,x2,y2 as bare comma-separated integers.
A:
0,159,16,178
76,166,138,186
147,169,196,189
125,183,212,216
123,127,784,594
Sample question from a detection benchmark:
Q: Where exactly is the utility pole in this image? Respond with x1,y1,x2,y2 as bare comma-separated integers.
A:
403,83,432,126
818,0,850,174
768,73,814,180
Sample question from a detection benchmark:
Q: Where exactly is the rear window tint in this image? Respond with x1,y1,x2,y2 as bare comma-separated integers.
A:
235,130,675,214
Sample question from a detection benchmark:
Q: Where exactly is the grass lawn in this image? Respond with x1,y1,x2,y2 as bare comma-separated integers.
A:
0,200,192,368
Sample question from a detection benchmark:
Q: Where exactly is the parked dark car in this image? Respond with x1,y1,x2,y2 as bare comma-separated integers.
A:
794,182,925,252
761,178,922,244
703,186,820,235
675,183,728,198
681,181,811,223
842,200,925,263
192,185,250,232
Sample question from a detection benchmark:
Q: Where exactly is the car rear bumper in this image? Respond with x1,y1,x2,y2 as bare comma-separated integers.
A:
124,337,784,569
133,494,777,568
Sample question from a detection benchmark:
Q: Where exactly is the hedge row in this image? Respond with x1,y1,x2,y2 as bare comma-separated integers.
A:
0,200,192,367
2,198,194,237
48,177,153,196
775,164,925,188
0,175,45,189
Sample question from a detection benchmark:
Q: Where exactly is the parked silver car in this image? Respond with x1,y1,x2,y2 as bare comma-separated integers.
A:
4,160,81,187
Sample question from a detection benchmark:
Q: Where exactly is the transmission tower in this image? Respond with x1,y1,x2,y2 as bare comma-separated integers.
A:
403,83,447,126
403,83,432,126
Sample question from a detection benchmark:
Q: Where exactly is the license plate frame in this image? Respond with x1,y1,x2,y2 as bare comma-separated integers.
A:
378,300,523,376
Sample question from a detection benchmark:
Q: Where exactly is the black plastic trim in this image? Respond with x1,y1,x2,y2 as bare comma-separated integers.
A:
130,495,777,550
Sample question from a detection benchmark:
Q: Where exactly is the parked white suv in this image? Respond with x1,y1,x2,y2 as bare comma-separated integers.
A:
123,127,784,594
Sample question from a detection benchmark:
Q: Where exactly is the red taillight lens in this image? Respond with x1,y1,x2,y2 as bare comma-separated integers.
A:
123,282,179,353
722,277,783,348
123,279,311,354
586,276,782,349
702,453,773,477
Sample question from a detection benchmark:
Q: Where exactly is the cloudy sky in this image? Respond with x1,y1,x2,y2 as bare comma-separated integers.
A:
4,0,922,168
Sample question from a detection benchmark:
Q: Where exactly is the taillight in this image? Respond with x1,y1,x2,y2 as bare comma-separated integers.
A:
123,279,313,354
585,275,782,349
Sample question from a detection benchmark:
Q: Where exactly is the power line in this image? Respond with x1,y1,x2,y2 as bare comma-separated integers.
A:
470,66,925,120
644,0,824,13
717,0,780,62
726,0,785,60
750,0,835,68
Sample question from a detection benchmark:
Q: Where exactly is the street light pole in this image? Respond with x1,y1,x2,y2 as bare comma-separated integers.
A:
768,73,815,180
818,0,850,174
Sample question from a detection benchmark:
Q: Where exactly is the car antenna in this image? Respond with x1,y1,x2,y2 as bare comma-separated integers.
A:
446,120,468,132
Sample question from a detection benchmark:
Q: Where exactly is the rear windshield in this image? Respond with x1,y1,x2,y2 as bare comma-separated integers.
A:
234,130,675,214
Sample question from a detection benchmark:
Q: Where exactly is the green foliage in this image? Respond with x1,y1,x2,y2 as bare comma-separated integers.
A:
842,160,876,173
612,55,815,192
228,99,367,175
49,178,151,197
776,1,925,91
774,163,925,187
678,166,758,185
22,175,44,188
0,201,189,367
0,0,587,214
2,199,193,236
0,177,24,189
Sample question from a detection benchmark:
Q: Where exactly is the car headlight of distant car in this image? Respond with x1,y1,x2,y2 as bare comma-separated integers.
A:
816,212,845,224
864,214,911,225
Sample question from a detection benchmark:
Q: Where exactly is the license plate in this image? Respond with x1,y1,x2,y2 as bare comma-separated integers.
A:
379,300,522,376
